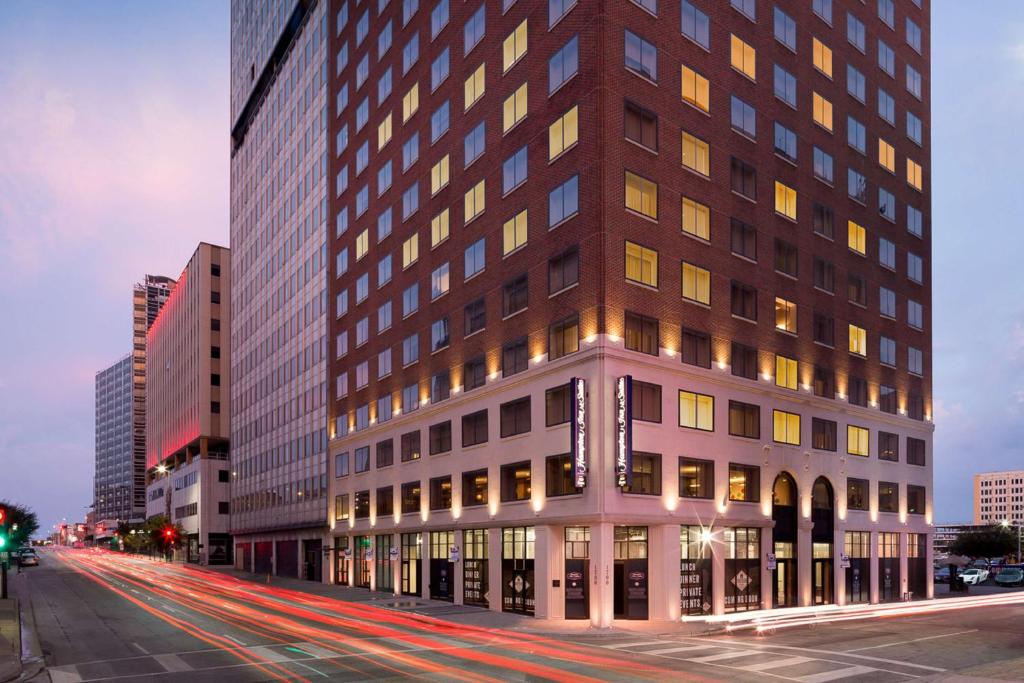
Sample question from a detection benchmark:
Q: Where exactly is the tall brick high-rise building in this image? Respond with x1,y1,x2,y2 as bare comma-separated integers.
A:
326,0,932,624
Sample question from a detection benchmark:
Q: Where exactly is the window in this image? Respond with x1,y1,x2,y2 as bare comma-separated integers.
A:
878,40,895,77
774,181,797,219
908,252,924,284
430,0,448,38
549,35,579,93
354,446,370,473
625,242,658,288
545,383,572,426
847,478,868,510
908,206,923,237
549,106,579,160
847,11,865,52
430,372,450,404
728,463,759,502
878,481,898,513
678,391,713,431
464,179,485,224
431,263,450,300
679,458,714,499
730,218,756,261
681,132,710,176
549,246,579,293
730,34,755,80
907,438,926,466
848,65,866,102
502,83,528,134
813,202,834,239
730,157,756,199
503,274,528,316
431,49,450,92
879,237,896,270
773,65,796,107
813,38,833,77
848,376,868,407
773,410,801,446
463,469,488,507
880,288,896,319
625,30,658,81
503,337,528,377
549,175,579,227
546,454,579,497
849,324,867,357
376,439,395,469
624,452,661,495
500,461,531,502
548,314,579,359
848,220,866,255
906,65,923,101
681,262,710,305
813,147,834,183
812,418,837,451
879,384,897,414
908,346,923,376
878,88,895,124
768,124,796,165
500,397,531,437
775,354,797,390
462,410,488,447
909,300,924,330
335,494,349,521
775,298,797,334
625,311,659,356
430,155,450,195
624,100,658,151
430,317,450,351
400,431,421,463
464,238,486,279
503,146,528,194
907,112,923,146
812,92,833,131
401,481,421,514
907,159,923,191
549,0,575,27
680,1,710,50
728,401,759,439
354,490,370,519
503,20,527,72
730,96,755,138
464,298,486,336
731,0,755,20
402,34,419,74
464,63,485,111
681,197,710,240
402,182,419,220
814,257,835,293
625,171,658,219
907,17,922,53
681,327,711,368
631,379,662,423
774,7,796,51
907,485,926,515
682,65,710,112
464,4,485,54
429,476,453,511
731,282,757,321
879,432,899,462
847,425,869,457
402,132,419,170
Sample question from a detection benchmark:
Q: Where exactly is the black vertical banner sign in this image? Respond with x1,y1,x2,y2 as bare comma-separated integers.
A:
615,375,633,488
570,377,587,488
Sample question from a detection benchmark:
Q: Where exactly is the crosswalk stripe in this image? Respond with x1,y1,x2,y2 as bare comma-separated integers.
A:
154,653,193,672
48,667,83,683
638,645,714,656
687,650,761,664
740,656,812,672
248,645,292,662
797,665,877,683
602,640,668,650
293,642,342,659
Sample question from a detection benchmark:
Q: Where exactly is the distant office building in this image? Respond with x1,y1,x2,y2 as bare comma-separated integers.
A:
974,470,1024,525
145,243,233,565
94,354,134,522
229,0,330,581
933,522,992,558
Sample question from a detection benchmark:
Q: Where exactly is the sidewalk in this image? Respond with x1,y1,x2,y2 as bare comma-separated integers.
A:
0,598,21,683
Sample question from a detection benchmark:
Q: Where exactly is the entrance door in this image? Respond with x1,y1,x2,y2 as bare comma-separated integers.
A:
774,545,797,608
613,526,648,620
680,525,713,616
878,532,900,602
334,538,350,586
813,554,833,604
355,535,371,588
501,526,535,615
772,474,799,608
564,526,589,620
811,478,835,605
906,533,926,600
463,529,488,607
429,531,454,601
400,533,421,596
375,535,394,592
304,539,323,582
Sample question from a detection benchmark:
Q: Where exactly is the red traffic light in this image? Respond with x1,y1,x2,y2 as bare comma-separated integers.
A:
0,508,6,525
164,529,173,538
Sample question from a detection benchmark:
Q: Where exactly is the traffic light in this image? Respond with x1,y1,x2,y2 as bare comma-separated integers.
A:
0,507,6,549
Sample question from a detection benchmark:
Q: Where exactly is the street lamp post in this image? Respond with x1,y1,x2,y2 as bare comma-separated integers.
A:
1002,519,1022,563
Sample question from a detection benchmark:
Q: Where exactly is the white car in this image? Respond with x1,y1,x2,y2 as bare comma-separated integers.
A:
961,568,989,585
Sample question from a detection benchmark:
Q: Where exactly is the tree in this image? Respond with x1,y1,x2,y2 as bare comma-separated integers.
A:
143,515,184,556
0,500,39,548
950,526,1017,560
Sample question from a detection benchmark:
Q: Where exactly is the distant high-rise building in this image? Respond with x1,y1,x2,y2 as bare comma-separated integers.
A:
229,0,330,581
145,243,233,564
974,470,1024,525
132,274,175,519
94,354,134,522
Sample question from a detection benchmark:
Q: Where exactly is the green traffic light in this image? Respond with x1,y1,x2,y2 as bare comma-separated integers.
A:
0,536,6,549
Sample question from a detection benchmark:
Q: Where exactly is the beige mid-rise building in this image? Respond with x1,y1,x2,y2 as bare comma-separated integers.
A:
974,470,1024,525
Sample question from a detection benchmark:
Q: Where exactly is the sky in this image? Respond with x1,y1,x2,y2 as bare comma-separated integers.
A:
1,2,1022,535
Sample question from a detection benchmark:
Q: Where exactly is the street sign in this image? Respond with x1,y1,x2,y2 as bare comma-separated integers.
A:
389,547,399,560
450,546,460,563
839,553,851,569
766,552,777,570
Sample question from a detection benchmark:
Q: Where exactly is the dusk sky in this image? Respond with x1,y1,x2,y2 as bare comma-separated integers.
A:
1,2,1021,534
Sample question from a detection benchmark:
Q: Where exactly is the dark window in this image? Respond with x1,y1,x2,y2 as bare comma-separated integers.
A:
401,481,421,514
813,312,834,346
907,437,926,466
728,400,760,438
431,371,451,403
879,385,898,414
355,446,370,473
730,342,757,380
728,463,759,502
813,365,835,399
847,478,869,510
848,273,867,306
730,157,757,199
354,490,370,518
502,274,528,316
631,379,662,423
545,454,579,497
624,452,661,495
211,401,221,414
500,397,532,437
429,421,452,455
211,373,221,386
907,394,924,421
211,291,221,304
773,122,797,161
376,439,394,468
211,318,221,331
879,432,899,462
731,281,757,320
502,337,528,377
401,431,421,461
211,263,221,277
730,218,757,260
462,410,488,447
548,247,579,294
218,469,230,483
462,469,488,507
812,202,834,239
376,486,394,516
548,313,579,359
624,100,658,150
774,239,798,277
813,257,835,292
463,355,486,392
218,501,230,514
211,345,221,359
878,481,899,513
545,383,571,426
464,297,486,335
848,376,868,407
500,461,531,502
907,485,926,514
681,327,711,368
679,457,714,499
812,418,837,451
429,476,453,510
624,311,659,356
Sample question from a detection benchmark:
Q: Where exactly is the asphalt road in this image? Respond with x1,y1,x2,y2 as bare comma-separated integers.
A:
11,549,1024,682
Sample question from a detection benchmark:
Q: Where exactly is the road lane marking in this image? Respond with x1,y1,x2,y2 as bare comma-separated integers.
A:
687,650,762,664
248,645,291,662
602,640,668,649
48,666,83,683
153,653,193,672
292,643,341,659
797,665,877,682
844,629,979,652
131,642,149,655
222,634,247,647
675,638,946,672
293,661,329,678
637,645,712,655
740,656,812,672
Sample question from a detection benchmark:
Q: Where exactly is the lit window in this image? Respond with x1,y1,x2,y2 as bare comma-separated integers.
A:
549,105,578,160
730,34,756,80
402,233,418,268
681,261,710,305
625,241,658,288
431,209,449,247
848,220,866,255
775,297,797,333
430,155,449,196
681,197,710,240
773,410,800,446
377,113,393,150
503,83,528,133
624,171,657,219
774,181,797,220
812,37,833,77
464,63,485,111
681,131,710,177
907,158,923,191
812,92,833,131
847,425,869,457
878,139,895,173
849,324,867,357
502,209,528,255
502,20,527,73
355,229,369,260
681,65,709,112
775,354,797,390
402,83,419,122
679,391,713,431
464,180,486,224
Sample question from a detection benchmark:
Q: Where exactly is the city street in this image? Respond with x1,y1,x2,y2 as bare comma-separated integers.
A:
10,549,1024,682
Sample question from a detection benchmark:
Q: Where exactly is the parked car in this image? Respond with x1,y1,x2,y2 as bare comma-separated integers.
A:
933,566,951,584
961,568,990,585
994,568,1024,587
15,548,39,567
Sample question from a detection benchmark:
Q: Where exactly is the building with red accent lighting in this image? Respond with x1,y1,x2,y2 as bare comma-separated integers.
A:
145,243,233,565
325,0,932,624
